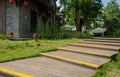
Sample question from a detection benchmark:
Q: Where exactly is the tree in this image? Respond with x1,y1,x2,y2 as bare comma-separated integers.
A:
60,0,103,32
104,0,120,19
104,0,120,35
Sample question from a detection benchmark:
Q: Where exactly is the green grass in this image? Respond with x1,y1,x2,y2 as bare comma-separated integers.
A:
0,38,82,63
93,51,120,77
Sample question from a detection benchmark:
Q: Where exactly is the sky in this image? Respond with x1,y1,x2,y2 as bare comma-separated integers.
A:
102,0,120,6
56,0,120,6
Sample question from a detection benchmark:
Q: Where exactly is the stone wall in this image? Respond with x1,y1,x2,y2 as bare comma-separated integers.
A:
19,6,31,38
6,0,19,38
5,0,53,38
19,1,39,38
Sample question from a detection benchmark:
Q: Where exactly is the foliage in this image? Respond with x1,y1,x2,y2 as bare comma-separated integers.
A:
93,51,120,77
0,34,11,40
36,19,91,39
60,0,103,31
104,0,120,19
103,0,120,36
113,30,120,37
0,39,82,63
38,30,92,39
104,17,120,35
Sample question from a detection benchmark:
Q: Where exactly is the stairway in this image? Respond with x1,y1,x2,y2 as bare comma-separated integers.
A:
0,38,120,77
40,38,120,77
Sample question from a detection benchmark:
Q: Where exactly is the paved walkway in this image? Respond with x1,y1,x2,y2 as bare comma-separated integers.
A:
0,38,120,77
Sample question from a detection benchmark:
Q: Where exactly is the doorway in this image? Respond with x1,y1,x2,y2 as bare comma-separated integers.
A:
31,10,38,33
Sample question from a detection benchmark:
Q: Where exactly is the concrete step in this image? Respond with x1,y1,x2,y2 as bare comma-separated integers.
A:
0,57,95,77
40,52,100,69
92,37,120,41
43,50,111,67
69,43,120,51
86,39,120,43
57,47,116,58
61,46,118,55
80,41,120,46
47,51,111,65
10,38,32,41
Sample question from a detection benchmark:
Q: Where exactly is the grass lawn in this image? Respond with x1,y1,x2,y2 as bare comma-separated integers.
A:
0,38,82,63
93,52,120,77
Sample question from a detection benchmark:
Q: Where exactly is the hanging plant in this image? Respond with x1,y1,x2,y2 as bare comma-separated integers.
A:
10,0,15,4
24,0,29,7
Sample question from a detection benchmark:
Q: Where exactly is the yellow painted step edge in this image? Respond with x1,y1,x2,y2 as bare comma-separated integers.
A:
0,67,35,77
40,53,100,69
70,43,119,51
57,48,112,58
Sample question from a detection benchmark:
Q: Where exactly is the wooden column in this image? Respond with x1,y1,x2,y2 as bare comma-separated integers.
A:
0,0,6,34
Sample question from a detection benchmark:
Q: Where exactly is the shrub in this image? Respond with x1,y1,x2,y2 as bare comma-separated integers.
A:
36,41,40,46
2,42,34,50
0,34,11,40
113,30,120,37
38,30,92,39
36,20,92,39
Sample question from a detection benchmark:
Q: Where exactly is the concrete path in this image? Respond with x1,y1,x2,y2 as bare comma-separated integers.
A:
0,38,120,77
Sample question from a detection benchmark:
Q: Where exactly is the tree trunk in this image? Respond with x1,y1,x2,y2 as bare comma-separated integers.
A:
83,18,88,32
75,6,82,32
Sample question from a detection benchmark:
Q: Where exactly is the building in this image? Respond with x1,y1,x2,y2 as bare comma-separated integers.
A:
0,0,57,38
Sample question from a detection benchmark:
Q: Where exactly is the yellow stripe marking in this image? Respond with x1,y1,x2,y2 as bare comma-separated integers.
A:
70,43,119,51
58,48,112,58
0,67,35,77
40,53,100,69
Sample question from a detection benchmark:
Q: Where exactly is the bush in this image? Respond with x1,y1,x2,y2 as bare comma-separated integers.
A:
104,18,120,35
113,30,120,37
4,42,34,50
0,34,11,40
38,30,92,39
36,20,92,39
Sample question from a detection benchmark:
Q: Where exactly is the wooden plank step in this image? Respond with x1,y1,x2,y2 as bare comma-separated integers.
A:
40,53,100,69
69,43,120,51
80,41,120,46
57,47,112,58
